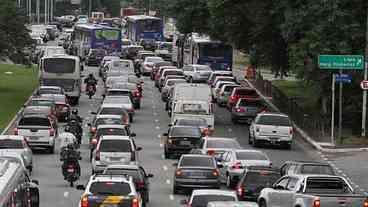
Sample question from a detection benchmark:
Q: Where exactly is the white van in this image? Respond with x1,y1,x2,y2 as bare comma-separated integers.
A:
39,55,81,105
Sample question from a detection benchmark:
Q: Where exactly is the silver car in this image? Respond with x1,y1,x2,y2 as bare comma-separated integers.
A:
218,149,271,187
0,135,33,172
183,64,213,83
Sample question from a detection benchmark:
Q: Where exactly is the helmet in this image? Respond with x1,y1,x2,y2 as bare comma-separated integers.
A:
67,143,74,150
64,125,70,132
72,109,78,115
88,73,93,78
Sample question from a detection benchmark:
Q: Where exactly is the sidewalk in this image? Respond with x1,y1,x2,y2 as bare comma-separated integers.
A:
233,64,368,153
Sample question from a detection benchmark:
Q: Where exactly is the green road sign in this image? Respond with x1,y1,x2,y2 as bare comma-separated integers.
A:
318,55,364,70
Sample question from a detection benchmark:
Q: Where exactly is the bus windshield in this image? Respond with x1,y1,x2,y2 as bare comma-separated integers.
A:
139,19,161,32
95,29,120,41
200,43,232,58
43,58,76,73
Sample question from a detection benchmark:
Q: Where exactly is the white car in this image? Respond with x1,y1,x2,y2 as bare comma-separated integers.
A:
195,137,242,156
140,56,164,75
76,174,142,207
91,135,142,173
103,95,135,121
218,149,271,187
212,81,237,101
183,64,213,83
181,189,238,207
0,135,33,173
249,112,293,149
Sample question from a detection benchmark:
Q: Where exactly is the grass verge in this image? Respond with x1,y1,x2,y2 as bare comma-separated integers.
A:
0,64,38,132
272,80,318,113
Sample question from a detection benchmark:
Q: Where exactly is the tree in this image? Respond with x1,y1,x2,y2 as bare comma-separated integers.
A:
0,0,32,63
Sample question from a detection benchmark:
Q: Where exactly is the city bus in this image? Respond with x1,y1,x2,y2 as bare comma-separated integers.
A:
39,55,81,105
72,24,122,58
181,33,233,71
125,15,164,43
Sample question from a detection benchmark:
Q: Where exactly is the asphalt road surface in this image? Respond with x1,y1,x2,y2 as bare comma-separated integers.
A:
18,64,327,207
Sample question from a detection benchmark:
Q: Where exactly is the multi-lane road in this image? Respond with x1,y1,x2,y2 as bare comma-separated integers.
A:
15,64,330,207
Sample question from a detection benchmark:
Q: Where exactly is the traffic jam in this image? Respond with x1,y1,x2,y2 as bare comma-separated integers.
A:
0,13,367,207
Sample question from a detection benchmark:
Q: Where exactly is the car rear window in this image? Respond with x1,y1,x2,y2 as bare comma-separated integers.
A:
164,71,183,77
170,127,201,137
100,107,124,115
180,156,214,167
256,115,291,126
0,139,23,149
100,140,131,152
191,195,236,207
176,119,207,127
238,100,263,107
107,90,131,96
195,65,211,71
243,171,280,186
38,88,61,95
236,152,268,160
207,139,241,149
19,117,51,126
89,182,131,195
224,85,238,92
96,118,122,126
235,88,257,96
300,165,335,175
97,128,127,137
104,169,143,180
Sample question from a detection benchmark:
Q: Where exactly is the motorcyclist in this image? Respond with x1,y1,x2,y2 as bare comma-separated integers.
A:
69,109,82,123
61,143,81,179
66,119,83,144
84,73,97,92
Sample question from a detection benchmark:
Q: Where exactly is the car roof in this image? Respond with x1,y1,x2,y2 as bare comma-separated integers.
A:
39,86,62,90
105,164,140,170
89,174,132,183
97,124,128,129
292,174,343,180
181,154,212,159
257,112,289,117
204,137,236,141
100,135,131,140
233,149,265,154
96,114,122,119
0,135,24,141
23,106,51,114
100,103,125,108
191,189,236,196
284,160,330,165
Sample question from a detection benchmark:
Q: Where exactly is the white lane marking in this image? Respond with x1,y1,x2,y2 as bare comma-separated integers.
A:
161,154,165,159
160,143,164,148
322,157,328,161
166,179,171,184
228,128,233,132
163,165,168,171
156,126,160,130
337,170,343,174
63,191,69,198
153,112,158,116
155,119,159,123
152,105,156,109
157,134,161,138
169,194,174,200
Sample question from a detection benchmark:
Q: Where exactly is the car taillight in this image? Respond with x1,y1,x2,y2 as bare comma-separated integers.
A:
95,150,100,161
136,181,145,188
207,150,215,156
212,169,219,177
49,128,55,136
234,108,246,113
131,151,136,161
81,196,88,207
13,128,18,135
133,90,141,97
364,199,368,207
289,127,294,135
230,96,237,101
313,198,320,207
202,128,210,136
231,161,243,169
91,138,98,145
132,197,139,207
91,127,96,133
237,186,244,197
175,169,182,176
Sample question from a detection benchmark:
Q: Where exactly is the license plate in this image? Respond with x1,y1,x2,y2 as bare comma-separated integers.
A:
67,168,74,173
189,172,203,176
180,141,191,145
29,136,39,140
110,157,122,161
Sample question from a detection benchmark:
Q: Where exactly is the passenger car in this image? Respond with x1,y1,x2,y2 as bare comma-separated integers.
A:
173,118,213,136
216,84,240,106
34,86,64,96
91,135,142,173
89,114,125,134
163,126,203,158
231,98,267,123
218,149,271,187
195,137,242,156
173,154,221,193
85,48,107,66
280,160,336,176
151,61,172,80
227,87,259,109
103,164,153,206
77,174,142,207
249,113,293,149
236,166,280,201
207,71,233,85
0,135,33,172
181,189,238,207
140,56,164,75
183,64,213,83
103,96,135,121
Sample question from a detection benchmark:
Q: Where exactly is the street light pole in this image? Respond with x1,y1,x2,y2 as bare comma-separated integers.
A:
362,6,368,137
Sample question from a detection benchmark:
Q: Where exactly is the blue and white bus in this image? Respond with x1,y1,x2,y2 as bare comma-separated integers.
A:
72,24,122,58
182,33,233,71
126,15,164,43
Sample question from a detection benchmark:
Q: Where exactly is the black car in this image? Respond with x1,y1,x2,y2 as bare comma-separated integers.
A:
139,39,156,51
280,160,336,176
103,164,153,206
173,154,221,194
236,166,281,201
86,49,107,66
163,126,203,159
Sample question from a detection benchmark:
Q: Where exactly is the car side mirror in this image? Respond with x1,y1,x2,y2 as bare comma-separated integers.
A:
162,133,168,137
130,133,136,137
180,199,188,205
274,184,285,190
76,185,85,190
90,112,97,115
136,146,142,151
147,173,154,178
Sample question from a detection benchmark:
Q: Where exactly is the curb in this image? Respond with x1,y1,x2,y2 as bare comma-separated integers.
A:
0,89,37,135
242,78,368,153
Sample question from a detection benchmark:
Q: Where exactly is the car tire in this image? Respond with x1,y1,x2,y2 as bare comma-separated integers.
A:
189,77,193,83
129,115,133,123
173,185,179,194
248,132,253,145
164,148,170,159
259,199,267,207
49,145,54,154
231,117,237,124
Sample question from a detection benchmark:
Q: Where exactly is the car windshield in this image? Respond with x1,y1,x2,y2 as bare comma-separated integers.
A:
0,139,23,149
207,139,240,149
195,65,211,71
176,119,207,127
180,156,214,167
89,182,131,195
300,165,335,175
39,88,61,94
256,115,291,126
236,151,268,160
243,171,280,187
19,117,51,126
96,118,122,126
97,128,127,137
191,195,236,207
170,127,201,137
235,89,257,96
104,169,142,180
100,140,131,152
167,79,186,86
146,57,163,63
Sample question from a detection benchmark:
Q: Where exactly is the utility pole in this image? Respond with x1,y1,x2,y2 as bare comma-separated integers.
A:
89,0,92,17
50,0,53,22
362,5,368,137
37,0,40,24
44,0,47,24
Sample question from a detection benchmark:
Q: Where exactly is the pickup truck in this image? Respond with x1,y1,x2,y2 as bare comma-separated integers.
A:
258,174,368,207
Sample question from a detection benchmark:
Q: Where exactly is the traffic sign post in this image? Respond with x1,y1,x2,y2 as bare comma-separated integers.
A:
319,54,364,145
361,80,368,90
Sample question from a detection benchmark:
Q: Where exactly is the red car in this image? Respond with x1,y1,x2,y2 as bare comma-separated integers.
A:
227,87,259,110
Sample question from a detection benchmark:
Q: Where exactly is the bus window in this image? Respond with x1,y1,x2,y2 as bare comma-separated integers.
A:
43,58,76,73
102,30,120,41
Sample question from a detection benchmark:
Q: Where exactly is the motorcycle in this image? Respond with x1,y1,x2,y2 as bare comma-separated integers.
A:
66,120,82,145
86,84,96,99
60,147,81,187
